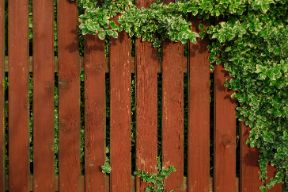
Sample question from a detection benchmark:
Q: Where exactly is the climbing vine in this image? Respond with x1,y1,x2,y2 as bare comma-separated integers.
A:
79,0,288,191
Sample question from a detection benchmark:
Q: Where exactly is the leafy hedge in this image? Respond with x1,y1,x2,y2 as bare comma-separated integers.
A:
79,0,288,191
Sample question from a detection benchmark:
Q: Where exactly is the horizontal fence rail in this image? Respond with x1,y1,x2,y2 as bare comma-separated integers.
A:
0,0,283,192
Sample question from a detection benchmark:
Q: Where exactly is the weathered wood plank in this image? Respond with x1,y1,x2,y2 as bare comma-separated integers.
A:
0,0,4,190
58,0,81,191
162,41,185,192
84,35,106,192
214,65,237,192
110,32,132,192
135,1,158,192
161,0,185,191
33,0,55,191
240,123,261,192
188,40,210,192
8,0,29,191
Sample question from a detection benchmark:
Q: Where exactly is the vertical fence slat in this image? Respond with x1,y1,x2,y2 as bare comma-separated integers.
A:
240,123,283,192
84,35,106,192
214,64,236,192
135,1,158,192
0,1,4,191
58,1,81,191
240,123,261,192
8,0,29,191
0,0,4,190
110,32,131,192
33,0,55,191
188,40,210,192
162,42,185,192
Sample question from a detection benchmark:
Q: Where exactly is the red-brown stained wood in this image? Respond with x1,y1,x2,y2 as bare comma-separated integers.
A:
267,166,283,192
188,40,210,192
136,41,158,192
161,0,185,189
58,1,81,191
214,64,237,192
240,123,261,192
109,32,131,192
8,0,29,191
240,123,283,192
135,2,158,192
84,35,106,192
162,42,185,192
0,0,4,190
33,0,55,191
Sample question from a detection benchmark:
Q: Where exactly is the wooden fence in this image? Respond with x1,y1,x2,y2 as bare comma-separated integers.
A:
0,0,283,192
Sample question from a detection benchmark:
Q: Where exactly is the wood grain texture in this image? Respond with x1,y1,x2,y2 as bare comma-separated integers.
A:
110,32,132,192
240,123,261,192
84,35,106,192
214,64,237,192
135,1,158,191
0,0,4,190
8,0,29,191
135,45,158,191
58,1,81,191
188,40,210,192
162,42,185,192
135,1,158,190
161,1,185,190
33,0,55,191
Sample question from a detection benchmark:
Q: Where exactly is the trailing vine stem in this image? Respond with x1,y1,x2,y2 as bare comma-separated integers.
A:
79,0,288,191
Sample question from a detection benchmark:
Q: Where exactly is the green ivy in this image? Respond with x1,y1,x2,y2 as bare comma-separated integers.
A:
79,0,288,191
135,158,176,192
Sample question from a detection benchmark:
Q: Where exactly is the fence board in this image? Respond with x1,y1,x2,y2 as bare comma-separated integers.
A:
33,0,55,191
0,0,4,190
240,118,283,192
161,1,185,191
214,64,237,192
84,35,106,192
240,123,261,192
188,40,210,192
162,42,185,192
8,0,29,191
135,1,158,192
58,1,81,191
110,32,132,192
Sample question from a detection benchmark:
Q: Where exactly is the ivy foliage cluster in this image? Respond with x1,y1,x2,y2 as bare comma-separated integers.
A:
79,0,288,191
134,158,176,192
